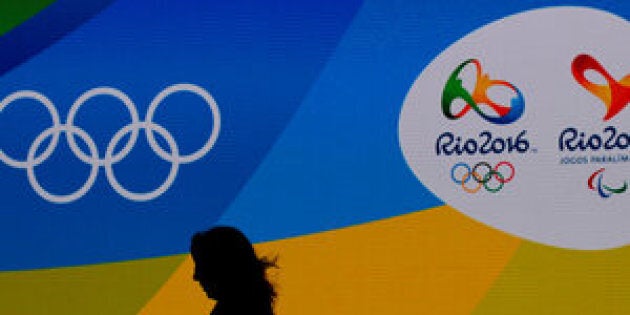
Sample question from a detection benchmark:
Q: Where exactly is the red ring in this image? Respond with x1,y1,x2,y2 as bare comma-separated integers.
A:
493,161,515,183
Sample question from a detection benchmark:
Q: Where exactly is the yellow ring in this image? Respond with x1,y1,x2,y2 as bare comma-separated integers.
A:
462,171,483,193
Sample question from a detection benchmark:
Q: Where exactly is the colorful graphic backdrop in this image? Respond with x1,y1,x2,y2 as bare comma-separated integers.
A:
1,1,629,314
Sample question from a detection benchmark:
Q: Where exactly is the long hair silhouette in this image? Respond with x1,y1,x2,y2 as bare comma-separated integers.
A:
191,226,277,315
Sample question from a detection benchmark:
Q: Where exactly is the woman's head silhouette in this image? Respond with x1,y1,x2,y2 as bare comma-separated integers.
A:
191,226,276,315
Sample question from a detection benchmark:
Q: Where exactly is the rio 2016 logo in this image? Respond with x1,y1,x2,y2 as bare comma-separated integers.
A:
436,60,527,195
450,161,515,193
587,168,628,198
442,59,525,125
572,54,630,121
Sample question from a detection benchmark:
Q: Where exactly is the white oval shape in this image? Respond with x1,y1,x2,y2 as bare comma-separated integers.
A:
399,7,630,250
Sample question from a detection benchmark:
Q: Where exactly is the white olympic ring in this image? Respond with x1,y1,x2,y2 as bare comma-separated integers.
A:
0,90,61,168
0,83,221,203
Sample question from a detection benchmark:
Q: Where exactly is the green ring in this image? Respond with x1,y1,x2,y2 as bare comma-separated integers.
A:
483,170,504,193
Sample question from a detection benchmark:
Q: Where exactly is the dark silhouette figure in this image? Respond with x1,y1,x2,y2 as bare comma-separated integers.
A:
191,226,277,315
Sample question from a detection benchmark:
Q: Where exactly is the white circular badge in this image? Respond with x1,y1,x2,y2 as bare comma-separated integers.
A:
399,7,630,250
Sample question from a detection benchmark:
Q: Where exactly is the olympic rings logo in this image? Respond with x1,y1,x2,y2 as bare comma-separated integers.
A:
0,83,220,203
450,161,515,193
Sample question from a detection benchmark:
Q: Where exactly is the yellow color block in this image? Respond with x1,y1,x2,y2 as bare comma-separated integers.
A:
141,206,521,314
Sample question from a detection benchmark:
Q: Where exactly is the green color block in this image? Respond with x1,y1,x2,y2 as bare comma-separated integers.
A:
473,242,630,314
0,255,185,315
0,0,57,35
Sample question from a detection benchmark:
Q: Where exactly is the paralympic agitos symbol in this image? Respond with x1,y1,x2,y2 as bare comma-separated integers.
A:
588,168,628,199
572,54,630,121
442,59,525,125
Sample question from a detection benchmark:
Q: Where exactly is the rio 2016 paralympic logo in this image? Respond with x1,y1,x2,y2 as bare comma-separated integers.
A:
450,161,515,193
572,54,630,121
442,59,525,125
588,168,628,199
0,83,220,204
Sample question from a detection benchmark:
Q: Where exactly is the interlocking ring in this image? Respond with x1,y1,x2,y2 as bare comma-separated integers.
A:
27,125,100,203
0,91,61,168
0,83,221,203
451,161,515,193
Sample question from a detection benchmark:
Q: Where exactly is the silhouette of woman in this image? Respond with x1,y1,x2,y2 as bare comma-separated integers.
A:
191,226,277,315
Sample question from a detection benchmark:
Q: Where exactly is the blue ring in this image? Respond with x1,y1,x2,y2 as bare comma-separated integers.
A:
451,162,471,185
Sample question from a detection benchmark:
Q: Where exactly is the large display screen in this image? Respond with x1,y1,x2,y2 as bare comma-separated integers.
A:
1,1,629,314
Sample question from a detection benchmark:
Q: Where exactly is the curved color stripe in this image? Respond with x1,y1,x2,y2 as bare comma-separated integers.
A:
0,256,183,314
0,0,57,36
141,206,521,315
0,0,117,76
